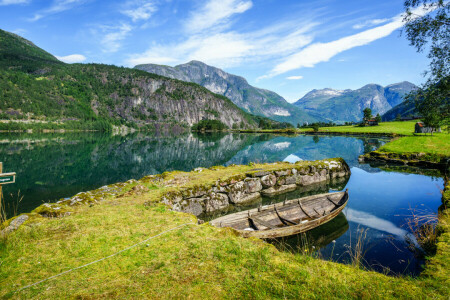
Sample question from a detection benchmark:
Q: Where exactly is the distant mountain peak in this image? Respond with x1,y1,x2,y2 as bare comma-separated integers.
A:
294,81,416,124
135,61,318,124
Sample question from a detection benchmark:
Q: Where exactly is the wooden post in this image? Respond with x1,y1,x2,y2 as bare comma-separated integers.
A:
0,162,2,221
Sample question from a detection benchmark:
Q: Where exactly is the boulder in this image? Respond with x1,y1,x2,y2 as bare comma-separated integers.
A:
275,170,291,177
261,184,297,196
1,214,29,234
261,174,277,188
205,193,229,212
232,192,261,205
227,181,246,204
285,176,297,185
244,178,262,193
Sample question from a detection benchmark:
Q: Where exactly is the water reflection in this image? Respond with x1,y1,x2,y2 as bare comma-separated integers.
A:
345,208,410,239
0,132,444,276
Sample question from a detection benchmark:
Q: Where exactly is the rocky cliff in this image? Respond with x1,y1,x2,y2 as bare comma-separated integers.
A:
135,60,318,125
0,29,257,130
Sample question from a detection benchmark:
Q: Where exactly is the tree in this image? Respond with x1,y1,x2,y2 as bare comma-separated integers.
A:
363,108,372,121
297,123,301,129
312,123,320,132
375,113,382,123
403,1,449,128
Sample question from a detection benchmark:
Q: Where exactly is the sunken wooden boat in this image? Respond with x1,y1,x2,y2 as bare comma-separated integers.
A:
210,189,349,238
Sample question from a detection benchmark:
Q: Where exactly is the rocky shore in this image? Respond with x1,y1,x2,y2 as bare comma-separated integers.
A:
161,158,351,216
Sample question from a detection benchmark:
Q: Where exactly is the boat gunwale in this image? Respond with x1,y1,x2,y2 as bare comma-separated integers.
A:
210,190,349,239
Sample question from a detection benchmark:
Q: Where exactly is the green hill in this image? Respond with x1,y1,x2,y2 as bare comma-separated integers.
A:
0,29,274,132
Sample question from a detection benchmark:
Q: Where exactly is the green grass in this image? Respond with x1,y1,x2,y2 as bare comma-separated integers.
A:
379,134,450,156
0,162,449,299
300,121,419,136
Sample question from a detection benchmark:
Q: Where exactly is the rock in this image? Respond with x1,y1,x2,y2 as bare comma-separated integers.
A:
275,170,291,176
227,181,246,204
173,198,205,216
261,184,297,196
298,173,322,186
233,192,261,205
261,174,277,188
285,176,296,185
252,171,270,177
205,193,229,212
2,214,29,234
319,169,328,181
244,178,262,193
276,177,285,186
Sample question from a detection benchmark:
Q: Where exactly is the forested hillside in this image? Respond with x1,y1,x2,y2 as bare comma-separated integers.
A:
0,29,264,132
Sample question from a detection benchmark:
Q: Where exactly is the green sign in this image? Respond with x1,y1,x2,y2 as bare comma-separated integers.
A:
0,173,15,185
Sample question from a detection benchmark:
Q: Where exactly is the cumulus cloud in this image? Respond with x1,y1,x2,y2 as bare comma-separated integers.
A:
286,75,303,80
264,6,431,78
185,0,253,33
0,0,29,5
121,1,157,22
55,54,87,63
29,0,87,21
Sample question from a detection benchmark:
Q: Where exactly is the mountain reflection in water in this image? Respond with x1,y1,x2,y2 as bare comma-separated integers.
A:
0,132,444,276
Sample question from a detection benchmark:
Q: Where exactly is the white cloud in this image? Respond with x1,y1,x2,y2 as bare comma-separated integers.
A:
29,0,87,21
100,23,133,53
55,54,86,63
0,0,29,5
286,75,303,80
352,18,389,29
12,28,27,35
185,0,253,33
265,6,431,78
121,1,157,22
127,20,316,68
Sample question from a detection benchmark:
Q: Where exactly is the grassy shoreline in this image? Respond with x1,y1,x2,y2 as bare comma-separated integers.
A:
0,159,449,298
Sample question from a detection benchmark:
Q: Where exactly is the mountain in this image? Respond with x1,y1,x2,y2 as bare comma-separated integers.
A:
382,100,417,121
134,61,318,125
294,82,417,123
0,29,263,131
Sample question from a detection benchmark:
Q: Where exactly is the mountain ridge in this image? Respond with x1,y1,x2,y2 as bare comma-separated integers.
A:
294,81,417,123
0,29,267,131
135,60,318,125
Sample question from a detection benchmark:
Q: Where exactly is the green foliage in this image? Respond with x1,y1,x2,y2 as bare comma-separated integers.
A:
191,119,228,131
375,113,382,123
363,107,372,121
205,109,220,118
256,117,293,130
403,1,449,131
0,29,262,132
312,123,320,132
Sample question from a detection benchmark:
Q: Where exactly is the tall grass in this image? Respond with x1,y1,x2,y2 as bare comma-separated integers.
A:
405,206,439,256
344,227,370,269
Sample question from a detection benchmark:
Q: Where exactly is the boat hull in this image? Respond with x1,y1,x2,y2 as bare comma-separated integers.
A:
210,191,349,239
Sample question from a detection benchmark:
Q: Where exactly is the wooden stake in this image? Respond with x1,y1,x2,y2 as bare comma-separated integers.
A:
0,162,3,221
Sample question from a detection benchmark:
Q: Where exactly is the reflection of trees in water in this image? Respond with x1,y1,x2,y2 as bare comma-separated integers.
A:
313,135,320,144
0,132,262,216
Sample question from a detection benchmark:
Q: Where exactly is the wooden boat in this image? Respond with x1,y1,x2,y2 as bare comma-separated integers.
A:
210,189,349,238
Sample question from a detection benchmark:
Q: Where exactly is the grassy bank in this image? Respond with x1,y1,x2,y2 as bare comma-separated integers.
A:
1,161,449,298
300,121,418,136
378,135,450,157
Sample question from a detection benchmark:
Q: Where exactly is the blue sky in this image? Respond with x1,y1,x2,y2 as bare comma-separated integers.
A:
0,0,430,101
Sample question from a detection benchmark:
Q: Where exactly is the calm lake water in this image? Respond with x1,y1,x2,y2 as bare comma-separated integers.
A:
0,132,444,275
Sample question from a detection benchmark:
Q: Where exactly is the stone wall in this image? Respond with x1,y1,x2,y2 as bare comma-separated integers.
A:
162,158,351,216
